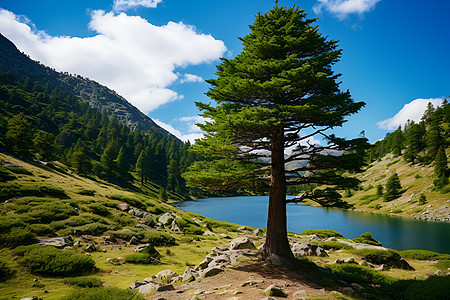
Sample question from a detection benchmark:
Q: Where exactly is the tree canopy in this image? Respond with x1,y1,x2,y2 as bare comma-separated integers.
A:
183,5,367,263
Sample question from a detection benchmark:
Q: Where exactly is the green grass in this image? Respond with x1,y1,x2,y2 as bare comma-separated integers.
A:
300,229,344,239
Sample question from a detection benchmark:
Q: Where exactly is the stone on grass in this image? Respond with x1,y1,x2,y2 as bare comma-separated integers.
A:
292,243,328,258
293,289,308,298
157,284,175,292
158,212,181,225
138,283,160,294
85,244,96,252
229,236,256,251
180,267,196,282
253,228,264,237
264,284,287,297
130,280,148,289
156,269,178,283
202,266,224,277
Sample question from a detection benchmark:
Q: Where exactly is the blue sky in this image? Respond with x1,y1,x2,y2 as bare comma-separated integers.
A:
0,0,448,143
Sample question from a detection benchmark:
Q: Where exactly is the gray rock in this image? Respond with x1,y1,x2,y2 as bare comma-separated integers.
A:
86,244,96,252
202,266,224,277
335,258,345,264
339,286,354,294
203,230,217,236
118,203,129,211
344,257,356,264
171,220,182,233
138,283,160,294
241,279,264,287
264,284,287,297
203,222,213,231
292,243,328,258
196,257,213,270
219,233,231,239
293,289,308,299
237,226,247,231
128,208,145,217
130,280,148,289
103,235,116,243
158,212,181,225
157,284,175,292
36,236,73,248
434,270,444,276
156,269,178,282
253,228,265,237
229,236,256,250
375,264,390,271
180,267,196,282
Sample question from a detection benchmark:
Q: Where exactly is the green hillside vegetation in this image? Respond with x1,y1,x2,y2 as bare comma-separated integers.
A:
0,73,204,197
330,101,449,220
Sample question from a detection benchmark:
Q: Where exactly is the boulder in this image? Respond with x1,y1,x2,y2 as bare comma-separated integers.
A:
85,244,96,252
130,280,148,289
157,284,175,292
264,284,287,297
203,230,217,236
293,289,308,299
129,236,140,245
253,228,265,237
180,267,196,282
202,266,224,277
237,226,247,231
36,236,73,248
171,220,182,233
156,269,178,283
103,235,116,243
375,264,390,271
219,233,231,239
137,283,160,294
393,258,415,270
128,208,145,217
118,203,129,211
292,243,328,258
229,236,256,251
195,257,213,270
158,212,181,225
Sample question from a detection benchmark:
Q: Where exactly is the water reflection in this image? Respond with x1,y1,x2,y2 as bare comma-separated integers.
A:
175,196,450,253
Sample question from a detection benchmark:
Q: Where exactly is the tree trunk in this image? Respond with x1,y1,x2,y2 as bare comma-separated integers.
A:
260,128,294,264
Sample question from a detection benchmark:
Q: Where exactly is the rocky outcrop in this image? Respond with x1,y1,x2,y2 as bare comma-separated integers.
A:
36,236,73,248
292,243,328,258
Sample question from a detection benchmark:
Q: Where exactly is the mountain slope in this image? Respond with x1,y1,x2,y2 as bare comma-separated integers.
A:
0,33,170,136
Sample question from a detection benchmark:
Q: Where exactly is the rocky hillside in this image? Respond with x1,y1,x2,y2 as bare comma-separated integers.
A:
0,33,170,136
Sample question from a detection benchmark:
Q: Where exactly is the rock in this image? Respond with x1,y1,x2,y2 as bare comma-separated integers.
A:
128,208,145,217
180,267,196,282
230,236,256,250
293,289,308,299
129,236,140,245
375,264,390,271
202,266,224,277
264,284,287,297
143,275,157,283
130,280,148,289
203,222,213,231
118,203,129,211
156,269,178,283
434,270,444,276
103,235,116,243
73,241,81,247
158,212,181,225
134,244,160,257
157,284,175,292
394,258,415,270
142,216,155,227
339,286,354,294
241,279,264,287
292,243,328,258
86,244,96,252
344,257,356,264
36,236,73,248
20,297,42,300
171,220,182,233
237,226,247,231
107,257,125,265
253,228,264,237
196,257,213,270
219,233,231,239
335,258,345,264
203,230,217,236
210,254,231,267
138,283,160,294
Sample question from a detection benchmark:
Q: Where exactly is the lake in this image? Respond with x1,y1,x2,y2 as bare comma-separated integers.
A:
174,196,450,254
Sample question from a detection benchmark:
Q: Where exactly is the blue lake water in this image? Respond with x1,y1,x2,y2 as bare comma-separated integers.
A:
174,196,450,254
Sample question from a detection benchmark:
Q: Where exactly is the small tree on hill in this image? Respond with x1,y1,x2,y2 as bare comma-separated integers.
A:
183,4,367,263
383,173,402,202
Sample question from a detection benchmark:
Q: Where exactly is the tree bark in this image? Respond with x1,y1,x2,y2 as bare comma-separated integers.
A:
260,128,294,264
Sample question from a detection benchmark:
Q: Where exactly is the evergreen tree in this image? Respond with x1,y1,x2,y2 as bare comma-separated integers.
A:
135,150,146,185
100,142,117,177
426,122,441,159
404,122,425,163
33,130,55,161
376,184,383,197
383,173,402,202
433,146,448,190
115,147,130,181
6,112,34,158
70,149,92,175
159,187,168,202
182,4,367,263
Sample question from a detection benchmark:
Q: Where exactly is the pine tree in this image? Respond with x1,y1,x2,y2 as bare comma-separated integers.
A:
383,173,402,202
433,146,448,190
182,4,367,263
100,142,117,177
135,150,146,185
115,147,130,181
6,112,34,158
159,187,168,202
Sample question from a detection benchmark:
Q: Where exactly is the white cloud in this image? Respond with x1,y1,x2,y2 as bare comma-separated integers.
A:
154,118,203,143
0,9,226,114
179,73,203,84
377,98,444,130
113,0,163,12
313,0,381,19
178,115,210,133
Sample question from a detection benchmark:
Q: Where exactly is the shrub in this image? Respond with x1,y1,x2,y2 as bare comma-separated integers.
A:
383,276,450,300
26,202,78,224
418,194,427,205
61,222,115,236
300,229,344,239
0,167,16,181
0,183,68,201
64,277,103,288
326,264,393,285
108,194,146,210
14,245,96,276
352,232,383,246
141,230,175,246
5,166,33,175
435,259,450,270
29,223,53,236
391,208,403,214
352,249,400,266
87,203,109,217
398,249,450,260
0,259,14,282
0,227,36,248
175,218,205,235
77,189,96,196
107,228,139,241
311,240,353,251
61,287,144,300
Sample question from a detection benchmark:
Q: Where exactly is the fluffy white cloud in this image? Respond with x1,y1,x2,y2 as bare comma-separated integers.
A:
377,98,444,130
0,9,226,113
154,118,203,143
178,73,203,84
113,0,163,12
313,0,381,19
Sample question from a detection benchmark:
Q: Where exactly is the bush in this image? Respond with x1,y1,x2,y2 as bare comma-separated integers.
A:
352,249,400,266
26,202,78,224
300,229,344,239
61,222,115,236
383,276,450,300
28,223,53,236
61,287,144,300
175,218,205,235
435,259,450,270
418,194,427,205
87,203,109,217
64,277,103,288
352,232,383,246
0,259,14,282
14,245,96,276
0,227,36,248
107,228,139,241
77,189,96,196
0,167,16,181
326,264,393,286
398,249,450,261
311,240,353,251
5,166,33,175
0,183,68,201
141,230,175,246
108,194,147,210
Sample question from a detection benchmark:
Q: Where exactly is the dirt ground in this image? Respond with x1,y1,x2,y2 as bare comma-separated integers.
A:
150,261,331,300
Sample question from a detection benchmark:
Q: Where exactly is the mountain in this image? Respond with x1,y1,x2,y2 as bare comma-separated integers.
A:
0,33,170,137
